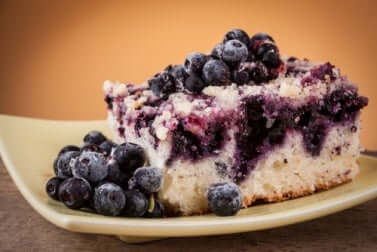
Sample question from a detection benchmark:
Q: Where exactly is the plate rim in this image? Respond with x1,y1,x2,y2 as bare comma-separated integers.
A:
1,114,377,238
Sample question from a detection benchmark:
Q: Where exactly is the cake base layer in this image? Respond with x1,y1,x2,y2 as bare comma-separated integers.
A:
158,123,360,215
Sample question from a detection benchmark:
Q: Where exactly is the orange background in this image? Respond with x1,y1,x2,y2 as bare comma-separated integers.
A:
0,0,376,148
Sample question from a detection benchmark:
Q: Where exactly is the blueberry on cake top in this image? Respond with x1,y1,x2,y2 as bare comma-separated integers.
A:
104,29,368,216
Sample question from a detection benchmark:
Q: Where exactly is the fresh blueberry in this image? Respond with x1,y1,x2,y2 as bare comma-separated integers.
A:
232,66,250,85
131,166,163,193
93,183,126,216
262,49,280,68
113,143,146,173
222,40,248,65
256,42,280,68
214,161,228,178
247,52,256,62
83,131,107,145
144,198,165,218
202,59,231,86
184,52,208,73
99,140,117,156
211,43,224,59
80,143,101,153
106,159,130,186
58,177,92,209
72,152,108,184
249,62,269,84
250,32,275,44
207,182,242,216
148,71,176,99
53,158,58,175
122,190,149,217
55,151,79,178
250,33,275,53
165,64,188,88
184,72,208,93
46,177,63,201
58,145,80,156
223,29,250,48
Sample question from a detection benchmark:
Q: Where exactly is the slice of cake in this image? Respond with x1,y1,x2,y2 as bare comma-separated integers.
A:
104,30,368,216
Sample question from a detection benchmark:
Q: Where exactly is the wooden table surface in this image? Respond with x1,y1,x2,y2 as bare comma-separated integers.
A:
1,157,377,252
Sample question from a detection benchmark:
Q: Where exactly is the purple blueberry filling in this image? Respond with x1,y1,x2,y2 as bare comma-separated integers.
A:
162,85,367,184
231,86,367,183
109,83,367,184
166,119,228,165
232,95,292,182
311,62,336,81
134,112,158,137
301,62,336,86
134,111,159,148
285,66,308,77
321,86,368,122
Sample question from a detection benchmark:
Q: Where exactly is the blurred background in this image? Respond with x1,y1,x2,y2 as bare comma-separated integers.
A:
0,0,376,148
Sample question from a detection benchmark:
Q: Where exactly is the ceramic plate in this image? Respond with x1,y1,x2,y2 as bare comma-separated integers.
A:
1,114,377,243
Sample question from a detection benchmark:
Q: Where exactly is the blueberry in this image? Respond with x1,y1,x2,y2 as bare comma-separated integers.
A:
53,158,58,174
132,166,163,193
72,152,108,184
55,151,79,178
165,64,188,87
83,131,107,145
144,197,165,218
122,190,149,217
202,59,231,86
223,29,250,48
247,52,256,62
93,183,126,216
99,140,117,156
250,32,275,44
113,143,146,173
58,145,80,156
214,161,228,178
211,43,224,59
262,49,280,68
250,33,275,53
148,71,176,99
256,42,280,68
249,62,269,84
184,52,208,73
232,66,250,85
80,143,101,153
58,177,92,209
106,159,130,186
184,72,207,93
222,40,248,65
46,177,63,201
207,182,242,216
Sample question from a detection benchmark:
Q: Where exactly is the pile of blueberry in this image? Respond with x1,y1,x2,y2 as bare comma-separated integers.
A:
148,29,283,99
46,131,165,217
46,131,243,217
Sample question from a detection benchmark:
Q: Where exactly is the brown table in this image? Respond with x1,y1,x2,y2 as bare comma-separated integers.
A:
1,158,376,252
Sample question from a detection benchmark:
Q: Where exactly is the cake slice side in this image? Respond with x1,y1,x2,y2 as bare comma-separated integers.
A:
104,57,367,216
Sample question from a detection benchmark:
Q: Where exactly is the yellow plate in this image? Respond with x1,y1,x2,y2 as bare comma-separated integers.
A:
1,114,377,243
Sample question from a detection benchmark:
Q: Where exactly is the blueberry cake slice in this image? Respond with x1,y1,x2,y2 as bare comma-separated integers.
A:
104,30,368,216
